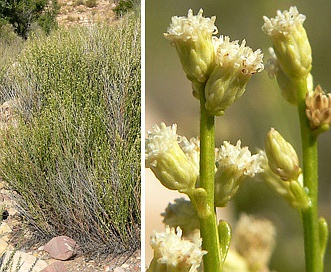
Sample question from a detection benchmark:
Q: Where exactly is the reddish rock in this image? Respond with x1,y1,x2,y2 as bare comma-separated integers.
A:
44,236,77,261
40,262,68,272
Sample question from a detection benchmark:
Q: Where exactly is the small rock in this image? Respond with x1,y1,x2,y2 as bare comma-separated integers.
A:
8,206,18,216
0,250,48,272
38,245,45,251
40,261,68,272
0,238,9,255
1,232,12,243
121,263,129,268
114,268,126,272
0,221,12,235
44,236,77,261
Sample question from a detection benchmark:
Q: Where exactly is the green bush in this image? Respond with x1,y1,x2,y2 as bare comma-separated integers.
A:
113,0,138,17
0,23,23,104
0,11,141,255
85,0,97,8
0,0,59,38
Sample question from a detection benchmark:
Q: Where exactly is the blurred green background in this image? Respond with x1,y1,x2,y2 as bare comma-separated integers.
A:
146,1,331,271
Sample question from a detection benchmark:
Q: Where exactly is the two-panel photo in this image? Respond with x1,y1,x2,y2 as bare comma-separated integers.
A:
0,0,330,271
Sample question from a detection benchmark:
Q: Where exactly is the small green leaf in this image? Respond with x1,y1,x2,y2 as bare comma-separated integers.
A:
319,217,329,259
218,220,232,264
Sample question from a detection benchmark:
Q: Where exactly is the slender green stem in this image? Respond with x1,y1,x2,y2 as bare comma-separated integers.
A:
198,83,222,272
296,79,322,272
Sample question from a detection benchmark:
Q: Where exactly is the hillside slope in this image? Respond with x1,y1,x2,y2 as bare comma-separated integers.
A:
56,0,116,26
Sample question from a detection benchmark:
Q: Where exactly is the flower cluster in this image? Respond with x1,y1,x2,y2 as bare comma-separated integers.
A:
262,6,306,37
214,140,264,206
205,36,264,115
146,123,264,207
263,6,311,80
148,226,206,272
216,140,264,178
164,9,264,115
164,9,217,43
164,9,217,83
145,123,198,191
213,36,264,75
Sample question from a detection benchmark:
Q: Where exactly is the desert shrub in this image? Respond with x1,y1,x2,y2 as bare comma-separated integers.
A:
113,0,139,17
0,24,23,104
0,0,59,39
85,0,97,8
0,11,141,255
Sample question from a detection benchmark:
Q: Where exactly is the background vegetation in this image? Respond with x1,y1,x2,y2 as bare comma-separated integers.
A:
146,1,331,271
0,7,141,256
0,0,59,38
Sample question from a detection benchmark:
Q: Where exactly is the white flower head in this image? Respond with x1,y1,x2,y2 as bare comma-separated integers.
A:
204,36,263,116
213,36,264,75
150,226,206,272
262,6,311,78
216,140,264,178
262,6,306,37
214,141,264,207
146,123,179,168
165,9,217,42
145,123,198,191
164,9,217,83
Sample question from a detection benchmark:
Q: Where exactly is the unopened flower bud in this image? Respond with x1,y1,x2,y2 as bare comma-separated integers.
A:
164,9,217,84
214,140,264,206
262,6,312,79
204,36,264,116
234,214,276,272
146,123,198,191
259,151,308,210
147,226,206,272
265,128,301,181
306,85,331,131
162,198,200,235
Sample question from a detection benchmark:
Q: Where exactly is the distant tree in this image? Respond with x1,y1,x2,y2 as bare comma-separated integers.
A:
0,0,59,39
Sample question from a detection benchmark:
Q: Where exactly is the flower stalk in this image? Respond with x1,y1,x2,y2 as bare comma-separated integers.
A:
197,82,222,272
297,78,322,272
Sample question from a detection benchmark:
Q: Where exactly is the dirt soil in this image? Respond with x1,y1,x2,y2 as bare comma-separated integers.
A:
58,249,141,271
56,0,117,27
